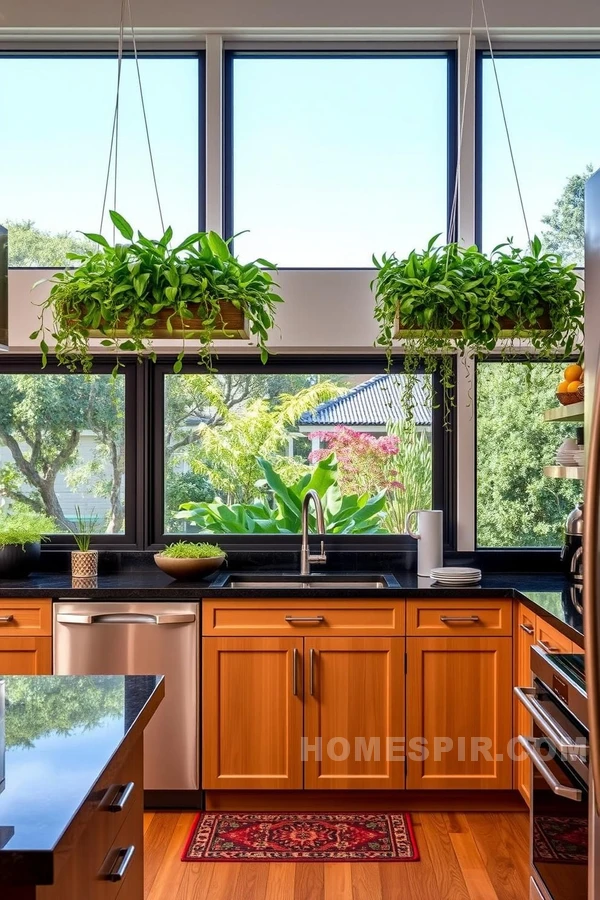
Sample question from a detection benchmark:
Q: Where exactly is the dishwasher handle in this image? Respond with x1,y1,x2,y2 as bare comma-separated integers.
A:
56,612,196,626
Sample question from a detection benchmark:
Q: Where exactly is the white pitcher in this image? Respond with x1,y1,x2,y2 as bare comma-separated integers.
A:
405,509,444,577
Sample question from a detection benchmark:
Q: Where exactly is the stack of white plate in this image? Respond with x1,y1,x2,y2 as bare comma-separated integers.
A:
430,566,482,585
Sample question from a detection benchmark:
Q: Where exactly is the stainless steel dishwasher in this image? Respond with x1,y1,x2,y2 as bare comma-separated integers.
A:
53,600,199,792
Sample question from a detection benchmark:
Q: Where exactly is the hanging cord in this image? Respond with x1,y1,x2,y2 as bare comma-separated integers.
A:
126,0,165,234
448,0,475,244
99,0,165,240
99,0,125,241
479,0,531,246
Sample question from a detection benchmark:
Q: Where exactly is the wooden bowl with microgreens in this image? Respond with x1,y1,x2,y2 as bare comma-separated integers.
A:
154,541,226,581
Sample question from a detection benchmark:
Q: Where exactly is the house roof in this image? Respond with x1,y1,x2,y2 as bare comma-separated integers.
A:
298,374,432,428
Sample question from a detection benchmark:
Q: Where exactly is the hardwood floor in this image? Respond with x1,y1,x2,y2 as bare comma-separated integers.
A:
144,810,530,899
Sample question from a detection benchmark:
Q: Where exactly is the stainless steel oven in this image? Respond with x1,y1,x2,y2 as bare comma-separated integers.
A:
516,646,589,900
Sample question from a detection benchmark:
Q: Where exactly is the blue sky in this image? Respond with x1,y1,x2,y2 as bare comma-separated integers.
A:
0,54,598,265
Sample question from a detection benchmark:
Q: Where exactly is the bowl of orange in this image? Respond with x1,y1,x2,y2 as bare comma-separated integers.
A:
557,364,584,405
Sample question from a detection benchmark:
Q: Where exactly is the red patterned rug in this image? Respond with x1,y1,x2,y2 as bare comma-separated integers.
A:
181,812,419,862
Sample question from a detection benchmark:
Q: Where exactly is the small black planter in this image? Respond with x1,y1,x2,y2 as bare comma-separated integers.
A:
0,542,41,578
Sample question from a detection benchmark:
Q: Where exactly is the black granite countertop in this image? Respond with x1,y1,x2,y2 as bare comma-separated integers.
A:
0,675,164,884
0,568,583,643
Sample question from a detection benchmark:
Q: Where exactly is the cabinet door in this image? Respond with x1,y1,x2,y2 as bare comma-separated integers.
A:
0,636,52,674
406,637,513,790
304,637,405,790
202,637,303,790
515,604,536,806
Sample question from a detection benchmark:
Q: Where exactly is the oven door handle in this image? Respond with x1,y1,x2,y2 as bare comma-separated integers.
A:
518,736,583,801
514,686,588,757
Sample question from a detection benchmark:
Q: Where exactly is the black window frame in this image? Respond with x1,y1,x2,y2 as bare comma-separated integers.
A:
475,48,600,251
150,354,457,551
0,356,144,550
2,48,206,270
223,48,459,264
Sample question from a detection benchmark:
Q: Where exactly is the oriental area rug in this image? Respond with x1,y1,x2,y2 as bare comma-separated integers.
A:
181,812,419,862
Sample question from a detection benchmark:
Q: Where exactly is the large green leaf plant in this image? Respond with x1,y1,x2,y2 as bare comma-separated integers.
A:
176,455,388,535
32,211,283,373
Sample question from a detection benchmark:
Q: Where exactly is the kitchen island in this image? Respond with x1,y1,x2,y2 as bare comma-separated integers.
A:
0,674,164,899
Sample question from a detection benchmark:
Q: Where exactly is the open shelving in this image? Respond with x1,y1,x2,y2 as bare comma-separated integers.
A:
542,401,584,423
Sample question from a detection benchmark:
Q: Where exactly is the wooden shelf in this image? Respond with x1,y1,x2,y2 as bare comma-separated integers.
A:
543,465,584,480
543,401,584,423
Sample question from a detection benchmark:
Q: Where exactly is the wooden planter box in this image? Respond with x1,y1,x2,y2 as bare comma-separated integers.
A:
394,311,552,340
89,300,248,340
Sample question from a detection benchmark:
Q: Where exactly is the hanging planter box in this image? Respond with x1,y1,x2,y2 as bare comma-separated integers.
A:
394,309,552,340
88,301,248,341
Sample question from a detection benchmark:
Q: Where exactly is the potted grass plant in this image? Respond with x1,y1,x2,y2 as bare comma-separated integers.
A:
0,509,55,578
372,234,584,415
154,541,226,581
71,507,99,579
31,211,283,374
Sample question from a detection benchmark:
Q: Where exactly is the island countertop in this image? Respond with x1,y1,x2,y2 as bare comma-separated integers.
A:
0,674,164,885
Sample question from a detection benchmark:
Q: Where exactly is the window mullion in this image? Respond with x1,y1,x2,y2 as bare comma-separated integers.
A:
205,33,224,234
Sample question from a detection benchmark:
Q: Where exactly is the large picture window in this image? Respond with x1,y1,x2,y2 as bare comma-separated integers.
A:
477,361,581,548
0,361,138,544
225,52,452,268
0,54,202,266
157,365,443,539
478,52,600,263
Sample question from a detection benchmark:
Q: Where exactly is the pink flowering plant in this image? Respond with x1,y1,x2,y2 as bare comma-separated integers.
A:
309,426,403,497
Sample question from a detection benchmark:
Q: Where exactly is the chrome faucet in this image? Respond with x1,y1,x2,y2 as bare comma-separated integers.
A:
300,490,327,576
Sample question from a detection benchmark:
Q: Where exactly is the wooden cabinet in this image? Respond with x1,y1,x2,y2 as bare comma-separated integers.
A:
0,599,52,675
406,636,513,790
407,598,512,637
202,598,404,636
304,638,405,790
203,637,304,790
536,618,573,654
0,637,52,674
515,604,536,806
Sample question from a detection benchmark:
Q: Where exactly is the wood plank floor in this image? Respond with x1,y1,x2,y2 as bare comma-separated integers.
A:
144,810,530,900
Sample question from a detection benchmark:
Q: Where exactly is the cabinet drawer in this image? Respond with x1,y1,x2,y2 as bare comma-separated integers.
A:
0,598,51,636
407,598,512,637
536,618,573,654
202,599,405,636
96,800,143,900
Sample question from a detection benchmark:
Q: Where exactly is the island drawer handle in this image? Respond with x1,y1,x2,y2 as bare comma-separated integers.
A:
520,623,535,635
105,845,136,882
285,616,325,624
106,782,135,813
0,615,14,623
440,615,480,623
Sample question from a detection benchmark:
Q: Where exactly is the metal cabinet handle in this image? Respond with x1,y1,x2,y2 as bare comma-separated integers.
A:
105,845,136,882
520,623,535,635
514,686,588,757
292,648,298,697
0,615,14,623
309,648,315,696
518,736,582,801
538,638,559,653
57,612,195,625
440,615,480,623
106,782,135,813
285,616,325,624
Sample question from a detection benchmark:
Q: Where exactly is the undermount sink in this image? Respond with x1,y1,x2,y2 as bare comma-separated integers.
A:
215,573,400,590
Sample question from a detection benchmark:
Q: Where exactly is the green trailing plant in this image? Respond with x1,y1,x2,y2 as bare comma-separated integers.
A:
71,506,99,552
0,509,55,548
32,211,283,373
372,234,584,417
176,455,388,535
157,540,225,559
